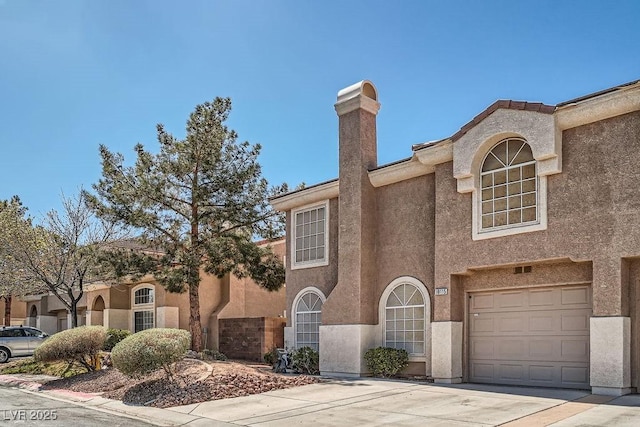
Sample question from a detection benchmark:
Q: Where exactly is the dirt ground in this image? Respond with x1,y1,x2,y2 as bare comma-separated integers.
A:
39,359,320,408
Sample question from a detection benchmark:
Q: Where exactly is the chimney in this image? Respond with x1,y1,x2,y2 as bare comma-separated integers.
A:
323,80,380,325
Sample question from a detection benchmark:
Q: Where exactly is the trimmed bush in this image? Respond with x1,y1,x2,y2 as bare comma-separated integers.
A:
103,328,131,351
364,347,409,378
111,328,190,380
34,326,106,372
291,346,319,375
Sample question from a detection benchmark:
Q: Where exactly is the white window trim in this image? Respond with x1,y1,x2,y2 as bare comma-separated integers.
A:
378,276,431,362
290,200,330,270
472,139,548,241
131,283,155,332
292,286,326,350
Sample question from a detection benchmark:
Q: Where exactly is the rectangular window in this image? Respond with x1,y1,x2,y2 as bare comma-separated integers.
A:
291,201,329,269
134,310,154,333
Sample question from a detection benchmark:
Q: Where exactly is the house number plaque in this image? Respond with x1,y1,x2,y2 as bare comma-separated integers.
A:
435,287,448,296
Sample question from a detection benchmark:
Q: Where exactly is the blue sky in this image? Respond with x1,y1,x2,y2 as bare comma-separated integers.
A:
1,0,638,218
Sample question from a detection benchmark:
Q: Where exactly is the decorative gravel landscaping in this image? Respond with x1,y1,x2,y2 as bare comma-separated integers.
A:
37,358,320,408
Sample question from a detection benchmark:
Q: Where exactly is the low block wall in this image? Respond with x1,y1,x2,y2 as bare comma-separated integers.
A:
219,317,286,361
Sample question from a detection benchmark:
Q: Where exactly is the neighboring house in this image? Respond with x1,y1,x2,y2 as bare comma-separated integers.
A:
8,239,286,353
270,79,640,396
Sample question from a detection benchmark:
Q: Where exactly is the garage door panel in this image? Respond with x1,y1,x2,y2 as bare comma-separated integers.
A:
470,339,494,358
471,294,495,310
561,366,589,384
472,337,585,362
472,287,591,313
529,365,555,382
472,363,495,380
469,285,591,389
472,362,589,387
498,339,527,358
560,338,589,360
499,364,524,380
529,289,555,307
529,314,555,332
499,316,525,332
471,311,589,336
497,291,526,308
529,339,555,359
561,311,590,331
472,316,494,333
561,287,590,305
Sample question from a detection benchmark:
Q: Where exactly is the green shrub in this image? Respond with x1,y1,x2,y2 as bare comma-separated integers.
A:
111,328,190,380
0,357,88,378
202,349,227,361
263,347,279,366
291,346,319,375
34,326,106,372
364,347,409,378
103,328,131,351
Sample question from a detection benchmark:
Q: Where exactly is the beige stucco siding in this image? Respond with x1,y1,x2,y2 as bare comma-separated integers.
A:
432,111,640,320
285,197,339,327
374,174,435,323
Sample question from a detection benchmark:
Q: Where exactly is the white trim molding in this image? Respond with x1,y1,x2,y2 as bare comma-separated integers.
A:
454,109,562,195
369,157,433,188
270,180,338,212
334,80,380,116
556,81,640,131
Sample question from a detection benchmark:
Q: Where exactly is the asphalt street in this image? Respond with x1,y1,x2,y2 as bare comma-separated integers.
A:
0,387,154,426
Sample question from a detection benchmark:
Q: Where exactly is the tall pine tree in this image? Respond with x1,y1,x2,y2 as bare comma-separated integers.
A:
85,98,286,351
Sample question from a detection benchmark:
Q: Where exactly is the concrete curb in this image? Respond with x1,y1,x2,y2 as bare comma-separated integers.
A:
0,374,198,426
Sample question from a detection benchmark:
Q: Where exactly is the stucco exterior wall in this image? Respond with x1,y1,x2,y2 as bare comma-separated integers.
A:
88,289,109,311
13,299,26,318
629,259,640,390
433,111,640,321
374,174,435,323
108,284,130,310
45,293,87,314
1,297,27,325
284,197,339,326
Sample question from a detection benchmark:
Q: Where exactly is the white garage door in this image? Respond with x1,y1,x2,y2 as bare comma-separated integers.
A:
468,285,591,389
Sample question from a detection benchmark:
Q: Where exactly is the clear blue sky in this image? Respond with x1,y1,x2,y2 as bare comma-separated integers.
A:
1,0,638,218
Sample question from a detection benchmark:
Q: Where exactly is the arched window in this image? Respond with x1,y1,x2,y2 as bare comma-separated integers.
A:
294,289,324,351
481,138,537,230
132,285,155,333
384,281,426,356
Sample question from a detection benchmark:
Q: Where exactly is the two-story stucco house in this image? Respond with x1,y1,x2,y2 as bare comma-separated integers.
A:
271,79,640,396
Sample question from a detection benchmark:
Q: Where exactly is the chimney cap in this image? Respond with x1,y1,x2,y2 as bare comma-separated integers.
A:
337,80,378,103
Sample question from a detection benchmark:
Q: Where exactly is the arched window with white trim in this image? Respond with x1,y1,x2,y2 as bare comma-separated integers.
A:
481,138,537,230
381,278,430,357
132,285,155,333
293,288,325,351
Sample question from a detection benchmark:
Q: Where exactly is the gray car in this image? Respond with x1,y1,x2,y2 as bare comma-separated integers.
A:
0,326,49,363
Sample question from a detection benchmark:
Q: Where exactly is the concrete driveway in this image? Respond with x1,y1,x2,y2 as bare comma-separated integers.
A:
3,374,640,426
166,379,640,426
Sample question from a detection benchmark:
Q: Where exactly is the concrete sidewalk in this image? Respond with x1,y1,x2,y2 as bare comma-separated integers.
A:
2,374,640,426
